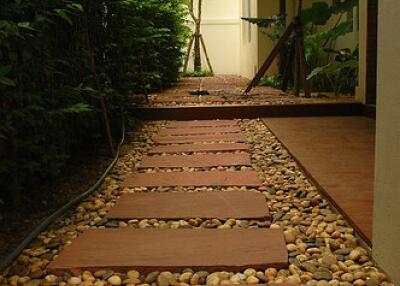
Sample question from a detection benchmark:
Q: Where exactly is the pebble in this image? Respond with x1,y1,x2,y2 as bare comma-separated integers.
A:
67,277,82,285
157,272,172,286
246,275,259,284
107,276,122,286
313,271,333,281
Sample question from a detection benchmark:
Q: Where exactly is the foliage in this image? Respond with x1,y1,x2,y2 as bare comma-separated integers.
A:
307,48,358,95
259,75,282,89
181,70,214,78
242,0,358,94
0,0,188,208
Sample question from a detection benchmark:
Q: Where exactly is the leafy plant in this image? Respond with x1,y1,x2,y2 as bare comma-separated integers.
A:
181,70,214,78
259,75,283,89
307,48,359,95
0,0,188,208
243,0,358,94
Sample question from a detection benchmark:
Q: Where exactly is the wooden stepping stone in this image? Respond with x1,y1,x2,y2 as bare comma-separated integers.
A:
106,192,270,220
158,126,241,136
167,120,238,128
122,171,262,187
149,143,250,154
140,153,251,168
47,228,288,274
155,133,247,144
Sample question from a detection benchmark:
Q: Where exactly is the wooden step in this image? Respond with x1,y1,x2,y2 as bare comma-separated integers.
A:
159,126,241,136
106,191,270,220
155,133,247,144
140,153,251,168
149,143,250,154
122,171,262,187
167,120,238,128
48,229,288,275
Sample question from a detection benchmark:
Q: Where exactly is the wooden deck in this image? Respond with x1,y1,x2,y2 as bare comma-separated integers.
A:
263,117,375,244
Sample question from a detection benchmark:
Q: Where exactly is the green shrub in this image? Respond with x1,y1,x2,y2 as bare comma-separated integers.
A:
0,0,188,207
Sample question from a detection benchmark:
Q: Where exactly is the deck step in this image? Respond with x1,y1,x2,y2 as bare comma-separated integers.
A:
149,143,250,154
140,153,251,168
122,171,262,187
159,126,241,136
106,191,270,221
155,133,246,144
167,120,238,128
47,229,288,275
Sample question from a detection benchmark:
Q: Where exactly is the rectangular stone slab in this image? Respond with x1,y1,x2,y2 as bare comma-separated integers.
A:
106,191,270,220
121,171,262,187
167,120,238,128
140,153,251,168
158,126,241,136
47,228,288,275
155,133,247,144
149,143,250,154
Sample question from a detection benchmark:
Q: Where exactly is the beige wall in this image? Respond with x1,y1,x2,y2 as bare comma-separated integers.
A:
373,1,400,284
187,0,241,75
240,0,259,79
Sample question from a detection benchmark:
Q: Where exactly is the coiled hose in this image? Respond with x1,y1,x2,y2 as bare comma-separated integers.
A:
0,118,126,272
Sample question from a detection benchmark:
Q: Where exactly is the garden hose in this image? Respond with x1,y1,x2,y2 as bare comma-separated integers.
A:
0,115,126,272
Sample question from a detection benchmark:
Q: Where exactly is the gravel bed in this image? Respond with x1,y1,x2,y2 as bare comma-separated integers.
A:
0,120,393,286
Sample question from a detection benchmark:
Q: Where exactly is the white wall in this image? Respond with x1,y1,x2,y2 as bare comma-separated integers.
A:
187,0,241,75
373,1,400,284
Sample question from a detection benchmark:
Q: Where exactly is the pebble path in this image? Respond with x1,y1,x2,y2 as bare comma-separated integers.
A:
0,119,393,286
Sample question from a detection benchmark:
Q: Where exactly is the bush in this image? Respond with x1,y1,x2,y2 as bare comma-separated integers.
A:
0,0,188,207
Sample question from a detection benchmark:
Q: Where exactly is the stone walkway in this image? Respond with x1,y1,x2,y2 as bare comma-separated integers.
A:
138,76,356,107
1,119,392,286
48,120,288,274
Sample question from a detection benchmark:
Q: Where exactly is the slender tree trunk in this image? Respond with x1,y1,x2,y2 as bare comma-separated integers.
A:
194,27,201,71
193,0,203,71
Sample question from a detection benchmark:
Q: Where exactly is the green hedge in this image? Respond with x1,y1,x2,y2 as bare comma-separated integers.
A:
0,0,188,207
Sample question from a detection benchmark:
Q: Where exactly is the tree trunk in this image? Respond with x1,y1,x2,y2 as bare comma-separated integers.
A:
194,27,201,72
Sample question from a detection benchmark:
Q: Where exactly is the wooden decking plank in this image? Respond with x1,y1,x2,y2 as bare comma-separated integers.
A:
106,191,270,220
167,120,238,128
155,133,247,144
140,153,251,168
48,229,288,275
122,171,262,187
149,143,250,154
158,126,241,136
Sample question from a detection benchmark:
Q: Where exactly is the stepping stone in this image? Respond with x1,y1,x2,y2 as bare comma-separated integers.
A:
140,153,251,168
106,191,270,220
47,228,288,275
122,171,262,187
167,120,238,128
149,143,250,154
155,133,247,144
158,126,241,136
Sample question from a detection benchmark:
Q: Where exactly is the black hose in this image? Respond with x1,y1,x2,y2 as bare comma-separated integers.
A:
0,118,126,272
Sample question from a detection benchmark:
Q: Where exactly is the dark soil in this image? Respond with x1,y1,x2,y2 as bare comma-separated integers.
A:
0,145,113,260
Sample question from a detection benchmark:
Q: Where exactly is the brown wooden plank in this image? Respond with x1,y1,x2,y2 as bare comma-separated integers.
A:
149,143,250,154
106,191,269,220
47,228,288,275
140,153,251,168
155,133,247,144
122,171,262,187
159,126,241,136
167,120,238,128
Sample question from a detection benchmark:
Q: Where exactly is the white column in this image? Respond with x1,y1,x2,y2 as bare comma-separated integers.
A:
373,1,400,284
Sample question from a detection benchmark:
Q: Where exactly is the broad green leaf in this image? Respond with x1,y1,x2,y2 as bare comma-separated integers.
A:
54,9,73,25
0,77,16,86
